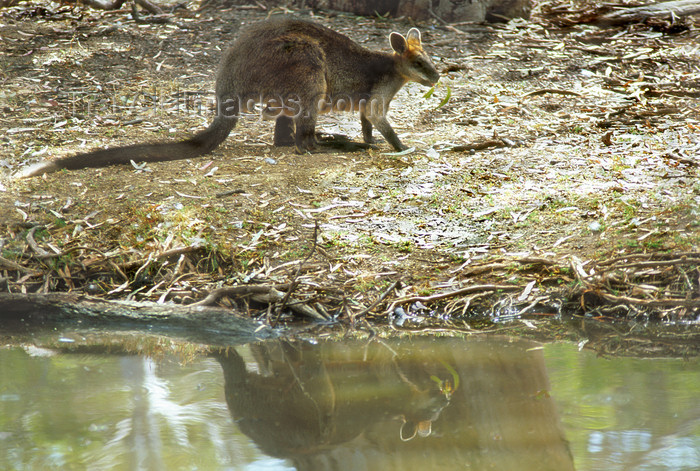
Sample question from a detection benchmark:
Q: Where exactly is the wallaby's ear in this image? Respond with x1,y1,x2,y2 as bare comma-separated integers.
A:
390,32,408,54
406,28,422,47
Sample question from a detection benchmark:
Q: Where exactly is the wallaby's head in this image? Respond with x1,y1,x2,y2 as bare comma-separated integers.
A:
390,28,440,87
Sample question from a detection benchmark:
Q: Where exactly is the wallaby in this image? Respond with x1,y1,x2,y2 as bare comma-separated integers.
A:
17,18,440,178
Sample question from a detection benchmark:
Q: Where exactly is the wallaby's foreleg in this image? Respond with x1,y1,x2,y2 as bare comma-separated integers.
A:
273,116,295,147
360,113,374,144
369,116,407,151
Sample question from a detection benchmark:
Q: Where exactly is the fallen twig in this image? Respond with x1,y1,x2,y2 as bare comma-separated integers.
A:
597,0,700,26
596,252,700,267
191,284,291,307
119,245,203,270
386,284,522,314
26,226,54,259
585,291,700,309
354,280,400,319
521,88,582,99
605,257,700,270
449,139,508,152
258,288,325,321
192,282,327,321
0,255,41,275
272,221,324,324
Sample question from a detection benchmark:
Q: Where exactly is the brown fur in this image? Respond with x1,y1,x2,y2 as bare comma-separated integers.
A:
17,18,439,178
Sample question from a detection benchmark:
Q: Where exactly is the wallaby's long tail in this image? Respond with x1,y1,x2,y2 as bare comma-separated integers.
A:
16,114,237,178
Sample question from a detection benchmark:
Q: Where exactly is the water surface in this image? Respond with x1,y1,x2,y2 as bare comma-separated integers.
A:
1,334,698,470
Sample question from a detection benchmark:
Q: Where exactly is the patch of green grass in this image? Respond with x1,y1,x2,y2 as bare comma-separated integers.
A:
619,200,640,221
355,277,384,293
642,239,664,250
31,226,50,242
281,247,309,261
614,238,639,250
393,239,414,253
416,286,436,296
359,234,376,246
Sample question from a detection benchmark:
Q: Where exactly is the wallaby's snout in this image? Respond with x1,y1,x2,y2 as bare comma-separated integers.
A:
419,64,441,87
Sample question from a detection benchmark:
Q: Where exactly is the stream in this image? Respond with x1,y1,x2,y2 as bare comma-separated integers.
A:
1,333,698,470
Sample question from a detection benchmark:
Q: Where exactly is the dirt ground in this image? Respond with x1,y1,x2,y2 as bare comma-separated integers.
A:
1,1,699,328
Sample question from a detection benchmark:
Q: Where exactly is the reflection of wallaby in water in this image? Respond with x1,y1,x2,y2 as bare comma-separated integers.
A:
17,18,440,178
213,340,450,459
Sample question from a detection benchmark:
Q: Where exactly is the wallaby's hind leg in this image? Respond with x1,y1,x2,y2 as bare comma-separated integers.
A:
294,114,317,152
273,116,295,147
316,133,375,151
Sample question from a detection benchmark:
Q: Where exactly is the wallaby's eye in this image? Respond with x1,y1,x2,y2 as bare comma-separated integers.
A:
414,60,429,72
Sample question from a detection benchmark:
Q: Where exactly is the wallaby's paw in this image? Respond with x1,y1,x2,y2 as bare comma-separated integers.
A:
294,145,315,155
316,132,350,143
